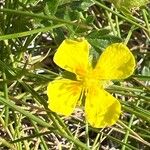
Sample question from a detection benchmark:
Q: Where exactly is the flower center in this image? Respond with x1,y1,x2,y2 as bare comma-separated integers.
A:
78,70,111,92
81,71,100,89
84,77,98,88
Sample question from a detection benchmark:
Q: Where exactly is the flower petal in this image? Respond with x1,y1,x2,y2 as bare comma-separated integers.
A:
47,79,82,116
94,43,135,80
54,38,90,76
85,87,121,128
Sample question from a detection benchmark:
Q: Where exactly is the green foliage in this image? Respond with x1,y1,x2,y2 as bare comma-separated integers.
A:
0,0,150,149
87,29,122,51
110,0,150,9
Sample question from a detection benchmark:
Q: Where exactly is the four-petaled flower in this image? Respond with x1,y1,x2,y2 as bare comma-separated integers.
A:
47,38,135,128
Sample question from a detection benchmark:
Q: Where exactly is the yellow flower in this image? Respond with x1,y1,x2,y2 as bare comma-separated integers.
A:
47,38,135,128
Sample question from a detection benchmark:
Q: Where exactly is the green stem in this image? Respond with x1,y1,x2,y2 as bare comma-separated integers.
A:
85,121,90,147
119,120,150,147
0,24,64,40
122,104,150,123
124,26,136,44
142,9,150,37
105,10,116,35
132,77,150,92
32,121,49,150
94,0,148,31
0,138,16,150
115,9,121,38
121,100,140,150
0,96,52,128
2,70,9,126
0,8,91,30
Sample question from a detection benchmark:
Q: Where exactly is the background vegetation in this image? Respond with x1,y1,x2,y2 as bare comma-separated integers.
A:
0,0,150,149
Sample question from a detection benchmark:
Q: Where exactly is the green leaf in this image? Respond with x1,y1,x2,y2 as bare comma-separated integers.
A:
86,30,122,52
80,0,94,11
110,0,150,9
45,0,60,15
61,71,77,80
